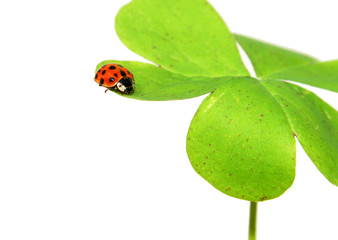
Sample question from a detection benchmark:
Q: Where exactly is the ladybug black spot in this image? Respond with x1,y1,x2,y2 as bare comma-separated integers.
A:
118,64,123,67
102,64,107,68
95,74,98,79
97,69,101,73
127,71,130,74
100,78,104,85
109,65,116,70
120,70,126,77
102,70,106,75
114,73,118,77
109,77,115,82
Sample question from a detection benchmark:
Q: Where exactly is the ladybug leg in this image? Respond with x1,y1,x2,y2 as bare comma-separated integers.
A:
105,88,109,94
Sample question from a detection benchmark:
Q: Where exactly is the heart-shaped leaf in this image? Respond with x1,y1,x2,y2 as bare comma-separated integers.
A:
96,60,231,100
115,0,249,77
262,60,338,92
262,80,338,185
235,34,318,77
187,77,296,201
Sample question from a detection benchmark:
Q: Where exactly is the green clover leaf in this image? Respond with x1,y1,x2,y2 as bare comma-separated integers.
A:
96,60,232,100
235,34,318,77
262,61,338,92
235,34,338,92
187,77,296,201
262,80,338,185
116,0,248,78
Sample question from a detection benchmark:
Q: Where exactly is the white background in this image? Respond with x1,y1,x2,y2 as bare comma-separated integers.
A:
0,0,337,239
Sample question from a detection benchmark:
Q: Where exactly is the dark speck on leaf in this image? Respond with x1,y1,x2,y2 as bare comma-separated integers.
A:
260,195,267,201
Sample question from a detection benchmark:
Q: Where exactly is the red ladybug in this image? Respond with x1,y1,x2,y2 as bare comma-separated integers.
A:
94,63,135,94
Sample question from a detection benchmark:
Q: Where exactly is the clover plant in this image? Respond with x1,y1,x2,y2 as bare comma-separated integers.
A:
95,0,338,239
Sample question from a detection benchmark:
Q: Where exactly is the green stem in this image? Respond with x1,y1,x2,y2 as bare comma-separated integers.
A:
249,202,257,240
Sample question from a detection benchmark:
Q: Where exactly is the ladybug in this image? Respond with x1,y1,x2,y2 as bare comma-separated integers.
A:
94,63,135,94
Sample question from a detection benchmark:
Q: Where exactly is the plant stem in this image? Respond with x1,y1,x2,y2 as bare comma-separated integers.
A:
249,201,257,240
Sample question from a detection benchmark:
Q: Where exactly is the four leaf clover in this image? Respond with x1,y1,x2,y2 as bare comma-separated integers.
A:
96,0,338,201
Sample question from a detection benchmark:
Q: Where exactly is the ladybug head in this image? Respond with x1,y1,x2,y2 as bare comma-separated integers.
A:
115,77,135,94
